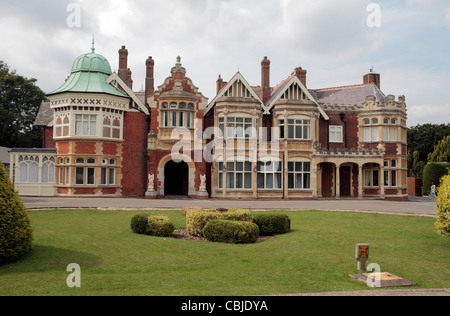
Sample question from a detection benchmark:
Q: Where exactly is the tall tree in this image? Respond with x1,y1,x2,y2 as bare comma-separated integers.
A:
407,123,450,176
428,135,450,163
0,61,46,148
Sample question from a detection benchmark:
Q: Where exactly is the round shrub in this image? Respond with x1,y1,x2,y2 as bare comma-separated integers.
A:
0,162,33,265
146,216,175,237
186,208,251,237
252,213,290,236
131,214,150,235
202,220,259,244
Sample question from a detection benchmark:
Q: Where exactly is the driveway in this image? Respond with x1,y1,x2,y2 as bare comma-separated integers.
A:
22,195,437,216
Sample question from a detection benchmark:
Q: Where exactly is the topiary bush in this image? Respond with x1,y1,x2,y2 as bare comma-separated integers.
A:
131,214,150,235
186,208,251,237
131,214,175,237
252,213,291,236
435,171,450,237
0,162,33,265
146,216,175,237
202,220,259,244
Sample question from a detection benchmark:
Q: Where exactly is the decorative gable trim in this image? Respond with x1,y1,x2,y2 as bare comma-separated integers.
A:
106,73,149,115
205,72,264,114
266,75,329,120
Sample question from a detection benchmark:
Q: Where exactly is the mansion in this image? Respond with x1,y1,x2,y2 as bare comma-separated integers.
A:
9,44,408,200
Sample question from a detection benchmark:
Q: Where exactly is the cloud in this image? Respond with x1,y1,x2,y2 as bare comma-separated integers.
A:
445,7,450,29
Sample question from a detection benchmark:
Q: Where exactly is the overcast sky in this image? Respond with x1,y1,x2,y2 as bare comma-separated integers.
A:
0,0,449,127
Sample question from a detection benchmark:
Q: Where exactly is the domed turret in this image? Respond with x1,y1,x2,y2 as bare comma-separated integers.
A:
48,42,127,97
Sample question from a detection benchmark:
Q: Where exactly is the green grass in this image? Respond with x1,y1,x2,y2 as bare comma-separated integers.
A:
0,209,448,296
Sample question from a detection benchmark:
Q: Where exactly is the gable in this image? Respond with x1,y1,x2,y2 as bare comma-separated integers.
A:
205,72,263,114
266,75,329,119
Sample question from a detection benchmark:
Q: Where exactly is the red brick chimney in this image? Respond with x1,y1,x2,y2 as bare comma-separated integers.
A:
216,74,227,94
294,67,307,88
145,56,154,100
363,70,380,89
118,45,133,89
261,56,271,102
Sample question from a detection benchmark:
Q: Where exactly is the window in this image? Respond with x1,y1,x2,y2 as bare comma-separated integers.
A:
286,119,310,140
18,156,39,183
279,118,311,140
382,118,398,141
226,117,253,139
288,160,311,190
329,126,343,143
75,158,96,185
257,161,282,189
101,159,116,185
55,114,70,137
75,114,97,136
42,157,55,183
384,159,398,187
103,115,121,139
218,160,252,189
363,118,379,142
364,164,379,187
161,101,195,128
279,119,285,139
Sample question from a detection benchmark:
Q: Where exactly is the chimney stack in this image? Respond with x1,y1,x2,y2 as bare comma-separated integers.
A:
363,71,380,89
118,45,133,89
145,56,154,99
261,56,271,102
294,67,307,88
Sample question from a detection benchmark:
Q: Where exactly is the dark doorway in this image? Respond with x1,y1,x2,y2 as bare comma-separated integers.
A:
164,160,189,196
340,166,351,197
321,163,334,197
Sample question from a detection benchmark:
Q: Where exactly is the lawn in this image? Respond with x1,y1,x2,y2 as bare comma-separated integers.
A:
0,209,448,296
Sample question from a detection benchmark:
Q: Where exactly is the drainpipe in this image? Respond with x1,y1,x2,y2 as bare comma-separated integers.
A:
340,112,347,148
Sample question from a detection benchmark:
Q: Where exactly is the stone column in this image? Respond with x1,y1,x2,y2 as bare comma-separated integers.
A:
336,164,341,199
358,165,363,199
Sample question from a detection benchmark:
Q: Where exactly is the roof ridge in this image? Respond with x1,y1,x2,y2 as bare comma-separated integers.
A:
311,83,370,92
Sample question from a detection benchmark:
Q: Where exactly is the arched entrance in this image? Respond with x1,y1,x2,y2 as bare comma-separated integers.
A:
164,160,189,196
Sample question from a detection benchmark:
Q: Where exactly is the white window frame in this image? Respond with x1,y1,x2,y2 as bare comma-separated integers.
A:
287,158,311,190
329,125,343,143
257,159,282,190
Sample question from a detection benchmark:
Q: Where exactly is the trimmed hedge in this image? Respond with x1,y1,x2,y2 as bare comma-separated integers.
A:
146,216,175,237
131,214,149,235
0,162,33,265
186,208,251,237
423,162,450,195
252,214,291,236
436,172,450,237
202,220,260,244
131,214,175,237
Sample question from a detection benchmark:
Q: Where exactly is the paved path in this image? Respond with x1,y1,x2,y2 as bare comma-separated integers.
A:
22,195,437,216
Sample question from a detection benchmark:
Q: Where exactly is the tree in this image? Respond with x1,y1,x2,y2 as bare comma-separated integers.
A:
411,150,425,178
0,61,46,148
407,123,450,176
0,161,33,265
428,135,450,163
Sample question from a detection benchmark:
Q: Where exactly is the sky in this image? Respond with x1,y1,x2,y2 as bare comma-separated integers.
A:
0,0,449,127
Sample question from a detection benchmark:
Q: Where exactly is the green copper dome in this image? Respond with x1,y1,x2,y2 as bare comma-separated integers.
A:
71,51,112,75
48,45,128,98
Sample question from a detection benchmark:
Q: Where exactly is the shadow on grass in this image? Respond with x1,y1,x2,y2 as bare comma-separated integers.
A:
0,245,102,274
